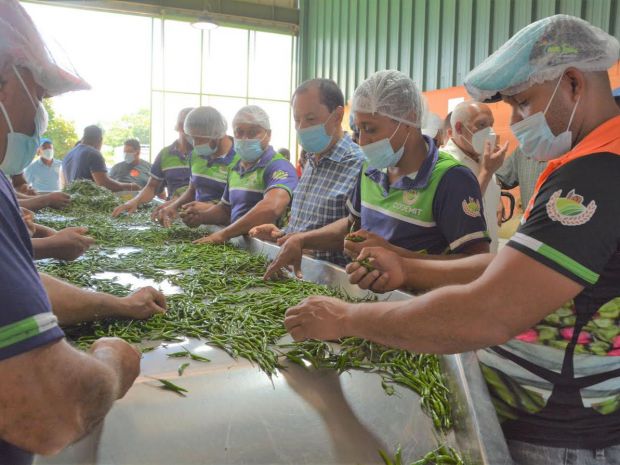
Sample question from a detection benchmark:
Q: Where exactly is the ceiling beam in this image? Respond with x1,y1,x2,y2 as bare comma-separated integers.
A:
24,0,299,34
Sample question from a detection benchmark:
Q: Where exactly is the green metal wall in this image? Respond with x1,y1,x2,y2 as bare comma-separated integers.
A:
298,0,620,97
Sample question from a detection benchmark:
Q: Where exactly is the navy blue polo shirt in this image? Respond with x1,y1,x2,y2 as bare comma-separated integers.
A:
221,147,298,223
0,171,64,465
150,140,192,199
62,144,107,184
190,143,239,202
347,137,489,254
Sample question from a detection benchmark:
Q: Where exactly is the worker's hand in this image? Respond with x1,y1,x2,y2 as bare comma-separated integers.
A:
112,201,139,218
42,192,72,210
264,234,304,280
343,229,391,259
150,201,171,222
179,201,214,228
117,286,167,320
193,229,228,245
20,207,36,237
249,223,284,242
285,296,353,342
481,140,509,175
154,205,178,228
20,185,38,196
48,227,96,260
346,247,406,293
89,337,141,399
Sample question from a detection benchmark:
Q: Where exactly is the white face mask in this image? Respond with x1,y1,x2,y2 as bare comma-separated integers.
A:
464,125,497,156
511,74,580,161
40,148,54,160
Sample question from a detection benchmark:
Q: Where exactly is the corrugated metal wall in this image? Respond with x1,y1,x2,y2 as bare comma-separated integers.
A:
298,0,620,98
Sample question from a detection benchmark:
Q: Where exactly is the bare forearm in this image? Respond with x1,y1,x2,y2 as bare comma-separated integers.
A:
18,196,48,211
403,253,495,290
33,223,56,238
477,168,493,195
40,273,126,325
170,185,195,209
299,217,350,251
0,340,121,455
346,285,511,354
132,182,158,206
219,200,285,240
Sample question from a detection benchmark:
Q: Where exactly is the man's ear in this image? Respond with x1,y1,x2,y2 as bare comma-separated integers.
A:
563,68,585,103
453,121,462,135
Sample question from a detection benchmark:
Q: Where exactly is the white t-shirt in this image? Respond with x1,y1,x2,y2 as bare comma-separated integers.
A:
442,139,500,252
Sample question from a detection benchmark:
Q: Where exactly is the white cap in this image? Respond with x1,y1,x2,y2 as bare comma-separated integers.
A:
232,105,271,130
184,106,227,139
352,70,423,127
0,0,90,97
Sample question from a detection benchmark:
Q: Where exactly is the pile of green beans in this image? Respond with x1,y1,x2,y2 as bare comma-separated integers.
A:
381,444,465,465
35,204,456,437
63,180,122,212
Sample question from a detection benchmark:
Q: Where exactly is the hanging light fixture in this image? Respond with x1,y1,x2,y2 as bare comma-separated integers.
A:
191,1,218,30
191,13,218,30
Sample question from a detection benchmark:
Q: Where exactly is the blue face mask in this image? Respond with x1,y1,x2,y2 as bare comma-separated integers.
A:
235,136,265,163
0,67,47,176
194,142,217,158
124,152,136,164
297,112,335,154
510,74,580,162
361,123,410,170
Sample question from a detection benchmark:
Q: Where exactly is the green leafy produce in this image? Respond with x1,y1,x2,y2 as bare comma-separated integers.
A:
152,377,188,397
35,204,455,435
178,362,190,376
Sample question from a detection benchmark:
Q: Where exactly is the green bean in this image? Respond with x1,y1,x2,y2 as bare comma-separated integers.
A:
178,362,190,376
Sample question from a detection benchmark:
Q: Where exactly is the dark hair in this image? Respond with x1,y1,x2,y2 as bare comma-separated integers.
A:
278,147,291,161
292,78,344,112
82,125,103,145
124,138,140,151
443,112,452,131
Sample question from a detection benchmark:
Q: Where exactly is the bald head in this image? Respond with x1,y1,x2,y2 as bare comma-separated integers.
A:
450,101,495,158
450,101,493,129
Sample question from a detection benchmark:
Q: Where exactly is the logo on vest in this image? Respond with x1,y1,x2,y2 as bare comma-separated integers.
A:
462,197,482,218
402,190,419,205
546,189,596,226
271,169,289,181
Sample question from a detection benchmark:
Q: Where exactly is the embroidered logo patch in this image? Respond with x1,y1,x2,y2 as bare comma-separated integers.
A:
402,190,419,206
546,189,597,226
271,170,289,181
462,197,481,218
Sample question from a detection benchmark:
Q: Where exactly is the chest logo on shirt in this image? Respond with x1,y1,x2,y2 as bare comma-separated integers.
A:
402,190,419,205
271,170,289,181
130,169,140,178
546,189,597,226
462,197,482,218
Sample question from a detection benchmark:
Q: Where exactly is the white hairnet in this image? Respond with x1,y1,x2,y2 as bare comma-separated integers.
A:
421,113,443,138
465,15,620,101
232,105,270,130
0,0,89,97
352,70,423,127
184,106,227,139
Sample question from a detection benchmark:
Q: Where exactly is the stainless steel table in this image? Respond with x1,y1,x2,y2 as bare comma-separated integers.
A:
36,234,512,465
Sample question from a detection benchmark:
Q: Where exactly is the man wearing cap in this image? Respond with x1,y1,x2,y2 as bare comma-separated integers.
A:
23,138,61,192
192,105,298,245
112,107,193,218
153,106,239,228
283,16,620,464
249,78,365,266
0,1,166,462
109,138,151,188
443,101,509,252
62,125,139,192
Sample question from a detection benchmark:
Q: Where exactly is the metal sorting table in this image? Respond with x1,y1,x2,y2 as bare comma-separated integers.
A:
36,233,512,465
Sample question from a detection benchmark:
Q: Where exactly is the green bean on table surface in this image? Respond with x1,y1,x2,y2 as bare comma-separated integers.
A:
35,193,455,436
